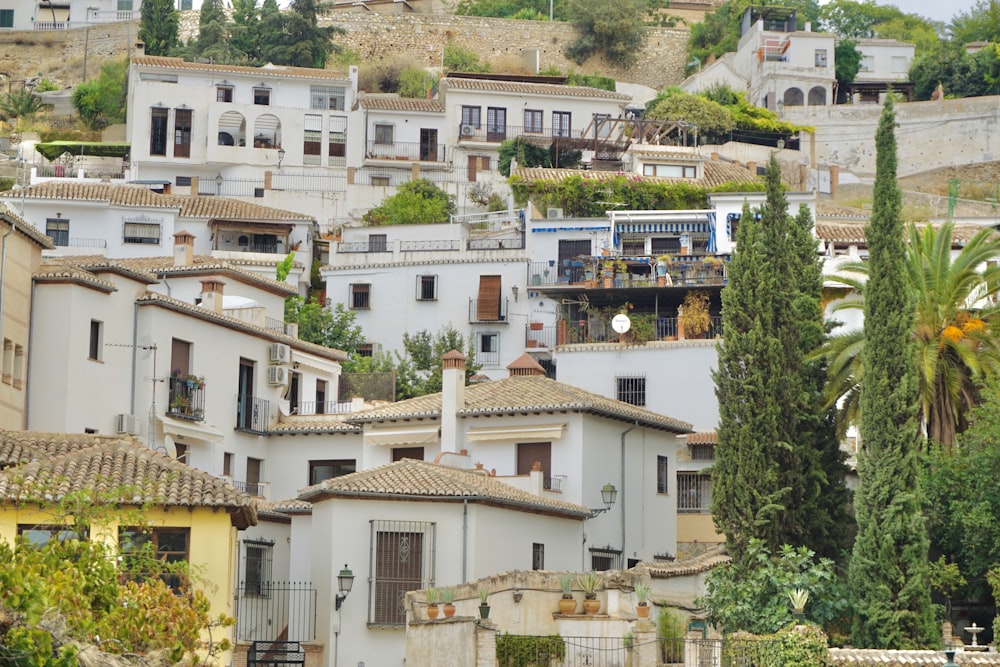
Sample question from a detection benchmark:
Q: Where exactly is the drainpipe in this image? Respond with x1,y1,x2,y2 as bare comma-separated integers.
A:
24,279,35,430
130,302,139,415
462,498,468,583
620,421,639,561
0,218,15,349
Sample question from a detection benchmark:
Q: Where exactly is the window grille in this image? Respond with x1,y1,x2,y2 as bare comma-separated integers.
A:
123,216,162,244
616,375,646,406
677,473,712,513
532,543,544,570
369,520,435,626
656,455,669,494
416,275,437,301
690,444,715,461
350,284,371,309
590,546,622,571
310,85,346,111
243,539,274,596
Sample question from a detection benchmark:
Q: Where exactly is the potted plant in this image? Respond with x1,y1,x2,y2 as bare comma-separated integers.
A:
558,574,577,615
635,582,652,619
185,373,205,390
441,588,456,618
787,588,808,622
578,572,603,615
679,290,711,339
478,587,491,619
426,588,440,620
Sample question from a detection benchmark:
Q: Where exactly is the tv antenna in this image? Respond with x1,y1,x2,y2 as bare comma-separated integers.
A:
560,294,591,311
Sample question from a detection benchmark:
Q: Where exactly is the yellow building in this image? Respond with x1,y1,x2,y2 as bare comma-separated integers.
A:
0,211,53,430
0,431,257,661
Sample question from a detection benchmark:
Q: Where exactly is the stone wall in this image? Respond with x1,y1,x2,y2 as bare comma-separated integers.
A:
0,21,136,87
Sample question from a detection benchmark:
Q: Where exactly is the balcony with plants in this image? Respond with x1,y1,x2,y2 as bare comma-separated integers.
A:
167,374,206,421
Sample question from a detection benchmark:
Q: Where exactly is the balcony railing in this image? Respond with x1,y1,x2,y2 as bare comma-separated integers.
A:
235,242,280,254
457,123,587,144
236,395,270,434
527,258,727,288
535,315,722,346
337,240,392,253
291,400,354,416
365,141,446,162
167,377,206,421
231,479,266,496
468,298,509,324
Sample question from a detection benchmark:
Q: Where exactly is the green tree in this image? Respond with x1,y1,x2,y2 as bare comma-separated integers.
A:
565,0,649,68
276,252,295,282
229,0,263,64
397,66,438,98
443,43,491,73
834,40,862,103
455,0,569,20
402,326,482,394
138,0,180,56
909,42,1000,100
689,0,822,64
950,0,1000,46
258,0,285,63
362,179,457,225
71,59,128,131
285,296,364,354
645,91,735,144
191,0,232,62
846,98,937,649
261,0,345,68
498,137,581,176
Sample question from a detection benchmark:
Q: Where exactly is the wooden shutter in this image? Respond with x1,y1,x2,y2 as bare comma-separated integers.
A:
517,442,552,488
476,275,501,321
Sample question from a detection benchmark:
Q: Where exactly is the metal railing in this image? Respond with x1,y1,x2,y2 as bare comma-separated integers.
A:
235,581,317,642
235,242,280,254
337,240,392,253
291,400,354,416
167,377,206,421
66,238,108,249
399,239,462,252
677,472,712,513
547,315,721,346
457,123,587,143
365,141,445,162
236,395,270,434
525,324,556,349
272,171,346,193
231,479,266,496
200,177,266,198
468,237,524,250
468,298,508,323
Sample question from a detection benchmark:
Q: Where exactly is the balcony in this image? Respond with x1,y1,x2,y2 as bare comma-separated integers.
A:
528,316,722,347
468,298,509,324
365,141,446,163
527,257,727,289
167,376,206,421
231,479,267,497
236,395,270,435
457,123,584,145
290,400,355,416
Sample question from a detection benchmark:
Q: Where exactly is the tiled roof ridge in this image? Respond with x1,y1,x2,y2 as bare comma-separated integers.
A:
647,545,729,577
512,164,759,188
828,648,1000,665
34,264,119,292
322,254,531,272
441,76,631,100
0,210,55,249
135,291,349,361
131,55,350,80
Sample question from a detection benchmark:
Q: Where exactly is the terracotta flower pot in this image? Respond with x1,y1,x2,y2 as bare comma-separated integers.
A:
636,603,650,619
558,597,577,615
443,603,456,618
427,604,440,620
582,597,601,615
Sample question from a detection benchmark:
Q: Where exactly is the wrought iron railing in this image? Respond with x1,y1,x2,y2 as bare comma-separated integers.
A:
236,395,270,434
468,237,524,250
235,581,317,642
167,377,206,421
337,240,392,253
399,239,462,252
231,479,266,496
468,298,509,323
677,472,712,513
365,140,445,162
456,123,587,143
291,400,354,416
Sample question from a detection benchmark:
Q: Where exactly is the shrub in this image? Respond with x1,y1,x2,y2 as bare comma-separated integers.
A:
443,43,491,73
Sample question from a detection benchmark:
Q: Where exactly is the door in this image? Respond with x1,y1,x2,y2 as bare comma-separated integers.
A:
467,155,489,182
419,128,438,161
517,442,552,489
237,359,254,430
487,107,507,142
476,275,502,322
288,372,300,415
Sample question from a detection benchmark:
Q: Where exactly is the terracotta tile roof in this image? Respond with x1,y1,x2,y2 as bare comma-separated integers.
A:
630,148,706,160
815,219,996,245
0,435,256,528
441,76,631,101
685,432,717,445
132,56,350,81
0,430,125,468
299,458,590,518
6,182,313,223
1,209,55,249
254,498,313,522
828,649,1000,665
135,291,349,361
348,375,692,433
270,415,362,434
647,546,729,578
513,162,760,189
34,263,118,292
360,96,445,113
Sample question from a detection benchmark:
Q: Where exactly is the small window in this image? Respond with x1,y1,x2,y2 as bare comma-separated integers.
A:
371,176,391,187
461,106,481,128
392,446,424,462
253,87,271,105
223,451,233,476
140,73,178,83
860,55,874,72
677,472,712,513
217,86,234,102
19,525,85,547
89,320,103,361
243,540,273,596
0,10,14,27
524,109,543,133
814,49,827,67
552,111,571,138
46,218,69,246
123,218,162,245
643,164,696,178
651,237,681,254
476,331,499,367
374,124,394,144
176,176,192,186
2,339,12,384
532,543,544,570
310,85,346,111
309,459,356,485
616,375,646,406
690,444,715,460
117,0,133,10
356,343,375,357
590,547,622,571
368,234,387,253
416,275,437,301
13,344,24,389
656,455,669,494
350,284,370,309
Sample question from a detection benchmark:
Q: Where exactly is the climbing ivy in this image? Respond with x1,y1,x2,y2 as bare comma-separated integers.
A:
496,635,566,667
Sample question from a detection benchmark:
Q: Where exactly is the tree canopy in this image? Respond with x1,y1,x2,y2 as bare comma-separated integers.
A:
565,0,649,68
138,0,180,56
361,179,457,225
71,59,128,131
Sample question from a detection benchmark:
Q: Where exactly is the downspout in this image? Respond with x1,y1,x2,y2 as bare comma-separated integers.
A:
130,302,139,414
24,279,35,430
0,218,15,348
620,421,639,560
462,498,469,583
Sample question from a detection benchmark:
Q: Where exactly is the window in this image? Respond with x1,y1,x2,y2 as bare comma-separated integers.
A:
371,176,391,187
690,444,715,461
552,111,571,138
216,85,233,102
370,520,435,625
2,339,11,384
860,55,874,72
677,473,712,513
590,547,622,571
13,344,24,389
461,105,481,129
392,446,424,462
368,233,387,252
621,234,646,256
476,331,500,367
329,116,347,161
310,85,346,111
0,10,13,27
524,109,543,133
656,455,669,494
350,284,371,309
223,451,233,476
89,319,103,361
416,275,437,301
650,237,681,254
253,87,271,105
176,176,192,186
140,73,178,83
891,56,909,73
246,457,263,495
475,274,502,322
516,441,551,489
374,124,394,144
46,218,69,246
304,114,322,164
814,49,827,67
174,109,192,158
119,527,190,590
486,107,507,141
616,375,646,406
117,0,133,11
18,525,85,547
150,107,168,156
175,442,188,463
309,459,356,485
243,540,273,596
643,163,696,178
356,343,375,358
532,543,544,570
123,217,161,244
315,379,327,414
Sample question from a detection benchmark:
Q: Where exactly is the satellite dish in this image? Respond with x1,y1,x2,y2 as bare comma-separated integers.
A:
611,313,631,334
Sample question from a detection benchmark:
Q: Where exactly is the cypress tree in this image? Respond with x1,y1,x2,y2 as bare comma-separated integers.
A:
194,0,231,62
262,0,345,69
229,0,263,65
138,0,179,57
847,97,937,648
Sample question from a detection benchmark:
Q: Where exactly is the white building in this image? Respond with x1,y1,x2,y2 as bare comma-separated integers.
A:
846,38,916,104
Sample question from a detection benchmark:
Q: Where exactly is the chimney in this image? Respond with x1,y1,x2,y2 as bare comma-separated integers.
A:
507,353,547,377
440,350,467,454
200,278,225,314
173,230,195,266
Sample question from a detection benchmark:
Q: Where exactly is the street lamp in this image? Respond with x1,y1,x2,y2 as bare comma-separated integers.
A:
335,564,354,610
215,173,223,195
277,147,285,170
587,483,618,518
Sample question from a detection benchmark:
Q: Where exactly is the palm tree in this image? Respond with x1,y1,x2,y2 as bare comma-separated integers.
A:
819,221,1000,449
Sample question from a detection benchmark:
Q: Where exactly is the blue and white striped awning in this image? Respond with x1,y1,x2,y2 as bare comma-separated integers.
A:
531,226,612,233
616,222,710,234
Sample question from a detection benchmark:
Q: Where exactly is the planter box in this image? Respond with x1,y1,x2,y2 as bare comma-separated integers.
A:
529,322,544,331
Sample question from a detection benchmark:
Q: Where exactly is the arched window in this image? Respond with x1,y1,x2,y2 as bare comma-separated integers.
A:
783,88,804,107
218,111,246,146
808,86,827,106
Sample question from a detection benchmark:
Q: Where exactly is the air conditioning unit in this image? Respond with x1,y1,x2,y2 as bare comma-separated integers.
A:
269,343,290,364
115,413,138,435
268,365,289,386
547,207,564,219
460,124,475,137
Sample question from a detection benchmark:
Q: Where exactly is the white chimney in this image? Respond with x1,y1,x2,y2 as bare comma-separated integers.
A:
173,230,195,266
200,278,225,314
440,350,467,454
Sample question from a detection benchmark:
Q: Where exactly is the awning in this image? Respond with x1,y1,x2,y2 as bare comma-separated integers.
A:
159,415,225,443
365,424,440,447
35,141,130,161
615,222,710,234
531,226,611,233
466,423,566,442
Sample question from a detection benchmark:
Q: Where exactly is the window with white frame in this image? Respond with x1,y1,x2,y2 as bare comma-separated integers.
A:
217,85,234,102
859,55,874,72
476,331,500,367
374,124,394,144
310,85,346,111
253,86,271,105
416,275,438,301
814,49,827,67
370,520,436,626
242,539,273,596
123,216,162,245
643,163,696,178
656,455,669,494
